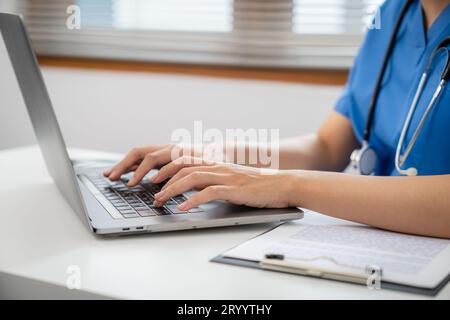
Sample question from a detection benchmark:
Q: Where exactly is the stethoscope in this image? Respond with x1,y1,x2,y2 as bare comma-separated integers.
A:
350,0,450,176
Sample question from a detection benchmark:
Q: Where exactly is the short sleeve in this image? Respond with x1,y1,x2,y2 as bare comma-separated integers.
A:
334,83,353,118
334,50,361,119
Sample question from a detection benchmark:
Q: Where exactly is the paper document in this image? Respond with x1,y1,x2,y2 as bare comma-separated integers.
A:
269,224,447,274
222,218,450,289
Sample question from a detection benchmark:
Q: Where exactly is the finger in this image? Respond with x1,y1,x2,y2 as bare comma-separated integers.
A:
107,147,146,180
151,156,215,183
161,166,218,191
104,164,139,177
178,186,231,211
154,172,227,204
104,145,165,179
127,150,168,186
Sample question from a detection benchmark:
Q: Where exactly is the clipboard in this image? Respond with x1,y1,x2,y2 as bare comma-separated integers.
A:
211,254,450,297
210,221,450,297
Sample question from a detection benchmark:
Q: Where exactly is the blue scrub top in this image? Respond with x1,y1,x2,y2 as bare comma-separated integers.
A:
335,0,450,176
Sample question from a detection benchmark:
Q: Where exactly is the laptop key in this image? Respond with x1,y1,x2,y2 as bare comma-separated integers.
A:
118,209,135,214
155,207,172,216
122,213,140,218
142,200,155,206
110,183,125,188
111,200,126,205
137,210,156,217
166,204,187,214
115,206,132,210
173,195,188,202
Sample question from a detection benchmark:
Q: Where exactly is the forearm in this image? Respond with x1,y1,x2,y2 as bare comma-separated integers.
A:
221,134,332,170
288,171,450,238
209,112,357,171
184,137,326,170
278,134,336,170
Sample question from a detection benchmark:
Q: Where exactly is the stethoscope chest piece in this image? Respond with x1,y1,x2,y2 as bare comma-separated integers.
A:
350,142,378,175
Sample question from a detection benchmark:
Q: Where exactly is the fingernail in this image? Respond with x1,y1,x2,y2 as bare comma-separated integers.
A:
103,169,111,176
153,200,161,207
178,202,188,211
155,190,166,198
150,174,158,182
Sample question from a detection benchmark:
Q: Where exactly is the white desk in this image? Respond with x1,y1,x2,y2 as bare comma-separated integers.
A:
1,146,449,299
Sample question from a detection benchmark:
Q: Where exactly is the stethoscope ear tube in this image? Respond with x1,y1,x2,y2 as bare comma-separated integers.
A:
437,37,450,81
396,79,446,172
427,42,450,81
442,49,450,81
393,72,427,177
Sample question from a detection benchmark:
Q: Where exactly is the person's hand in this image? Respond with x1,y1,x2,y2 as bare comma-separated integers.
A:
151,156,299,211
103,144,184,185
104,143,229,186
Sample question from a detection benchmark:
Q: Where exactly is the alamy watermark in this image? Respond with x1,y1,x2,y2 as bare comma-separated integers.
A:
365,6,381,30
66,5,81,30
170,121,280,171
66,264,81,290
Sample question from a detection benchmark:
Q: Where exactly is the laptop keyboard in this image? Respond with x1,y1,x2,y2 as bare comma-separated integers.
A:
85,173,203,218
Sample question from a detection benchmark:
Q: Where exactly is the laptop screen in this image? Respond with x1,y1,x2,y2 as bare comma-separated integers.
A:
0,14,91,230
0,31,36,149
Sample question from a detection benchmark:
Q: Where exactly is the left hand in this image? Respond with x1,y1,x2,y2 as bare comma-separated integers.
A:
151,156,298,211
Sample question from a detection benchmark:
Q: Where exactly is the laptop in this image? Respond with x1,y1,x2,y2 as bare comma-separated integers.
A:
0,13,303,235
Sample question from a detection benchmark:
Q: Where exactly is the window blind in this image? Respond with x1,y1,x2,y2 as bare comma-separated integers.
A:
1,0,384,69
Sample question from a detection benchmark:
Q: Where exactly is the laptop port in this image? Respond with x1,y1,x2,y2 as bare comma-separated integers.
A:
136,226,144,230
122,228,130,231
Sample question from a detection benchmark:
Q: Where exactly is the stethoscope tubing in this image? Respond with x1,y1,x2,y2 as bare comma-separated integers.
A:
395,48,449,175
351,0,450,176
399,80,446,166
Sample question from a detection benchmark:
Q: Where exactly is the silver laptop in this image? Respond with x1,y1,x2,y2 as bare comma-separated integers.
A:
0,13,303,235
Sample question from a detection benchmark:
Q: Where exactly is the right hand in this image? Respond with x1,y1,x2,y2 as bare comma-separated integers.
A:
103,144,187,186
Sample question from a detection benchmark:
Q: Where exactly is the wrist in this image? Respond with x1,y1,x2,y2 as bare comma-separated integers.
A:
282,171,308,208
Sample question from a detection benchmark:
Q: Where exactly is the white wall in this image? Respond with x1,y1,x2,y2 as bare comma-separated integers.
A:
0,65,343,154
